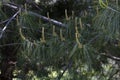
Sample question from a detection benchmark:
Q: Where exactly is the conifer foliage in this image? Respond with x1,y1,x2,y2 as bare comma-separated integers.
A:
0,0,120,80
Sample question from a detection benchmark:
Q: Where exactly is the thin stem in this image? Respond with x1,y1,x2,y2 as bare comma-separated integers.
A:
56,60,73,80
0,8,21,39
101,53,120,61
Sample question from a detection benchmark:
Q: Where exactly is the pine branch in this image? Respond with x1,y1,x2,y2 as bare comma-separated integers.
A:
28,11,67,28
0,8,21,39
101,53,120,61
3,3,67,28
0,19,9,24
56,60,73,80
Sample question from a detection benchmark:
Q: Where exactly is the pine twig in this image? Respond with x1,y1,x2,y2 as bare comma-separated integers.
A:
56,60,73,80
28,11,67,28
0,8,21,39
101,53,120,61
3,3,67,28
0,19,9,24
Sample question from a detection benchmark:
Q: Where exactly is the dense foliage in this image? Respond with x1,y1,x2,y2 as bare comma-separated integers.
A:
0,0,120,80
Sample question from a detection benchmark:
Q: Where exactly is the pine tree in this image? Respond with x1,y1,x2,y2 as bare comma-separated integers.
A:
0,0,120,80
